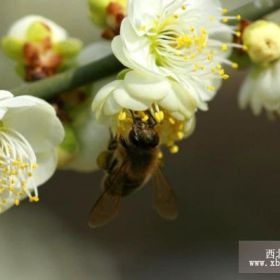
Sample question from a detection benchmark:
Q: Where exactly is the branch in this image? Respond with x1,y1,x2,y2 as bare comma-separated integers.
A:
11,54,123,99
11,1,280,99
231,0,280,21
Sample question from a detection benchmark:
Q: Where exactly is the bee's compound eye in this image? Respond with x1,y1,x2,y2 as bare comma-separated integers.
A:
129,130,139,145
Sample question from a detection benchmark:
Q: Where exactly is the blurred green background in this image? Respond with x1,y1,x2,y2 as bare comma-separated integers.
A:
1,1,280,280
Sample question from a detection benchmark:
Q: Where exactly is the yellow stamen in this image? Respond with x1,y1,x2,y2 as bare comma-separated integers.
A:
222,8,229,14
118,111,127,121
154,111,164,123
29,196,39,203
177,132,184,140
169,117,175,125
142,114,149,122
182,4,187,10
235,31,241,37
207,85,216,91
221,44,229,51
236,15,241,20
170,145,179,154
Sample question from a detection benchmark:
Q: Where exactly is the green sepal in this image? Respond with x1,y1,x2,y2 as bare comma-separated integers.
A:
26,21,51,42
1,36,24,60
54,39,83,58
15,63,26,78
60,124,79,153
117,68,130,79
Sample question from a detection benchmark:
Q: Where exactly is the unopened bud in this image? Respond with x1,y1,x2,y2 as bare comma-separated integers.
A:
243,20,280,64
89,0,126,26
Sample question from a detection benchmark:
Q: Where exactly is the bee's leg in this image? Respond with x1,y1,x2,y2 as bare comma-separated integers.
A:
97,150,114,171
108,129,118,151
120,135,129,149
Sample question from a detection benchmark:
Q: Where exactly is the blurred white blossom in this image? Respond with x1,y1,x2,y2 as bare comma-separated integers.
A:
239,60,280,115
0,90,64,212
239,20,280,116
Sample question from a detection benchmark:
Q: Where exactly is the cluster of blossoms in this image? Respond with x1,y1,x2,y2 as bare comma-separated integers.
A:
92,0,241,154
0,16,97,211
0,0,279,216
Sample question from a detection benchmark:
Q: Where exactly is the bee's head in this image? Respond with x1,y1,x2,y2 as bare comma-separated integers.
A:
129,119,159,149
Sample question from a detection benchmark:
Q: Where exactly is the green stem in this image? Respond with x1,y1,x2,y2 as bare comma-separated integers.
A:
11,1,280,99
231,0,280,21
11,54,123,98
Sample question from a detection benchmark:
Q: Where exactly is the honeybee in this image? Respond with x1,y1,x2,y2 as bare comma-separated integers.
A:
88,112,178,228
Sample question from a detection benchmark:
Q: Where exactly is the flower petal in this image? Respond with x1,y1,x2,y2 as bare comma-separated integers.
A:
8,15,67,42
3,97,64,153
124,71,170,100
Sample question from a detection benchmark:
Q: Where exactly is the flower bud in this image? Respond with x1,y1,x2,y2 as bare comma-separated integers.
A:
2,15,83,81
89,0,126,27
243,20,280,64
89,0,127,39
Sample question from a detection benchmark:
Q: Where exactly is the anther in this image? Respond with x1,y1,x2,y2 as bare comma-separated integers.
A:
154,111,164,123
170,145,179,154
118,111,127,121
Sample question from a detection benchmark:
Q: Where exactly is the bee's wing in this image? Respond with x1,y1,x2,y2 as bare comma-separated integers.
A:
152,169,178,220
88,162,128,228
88,190,121,228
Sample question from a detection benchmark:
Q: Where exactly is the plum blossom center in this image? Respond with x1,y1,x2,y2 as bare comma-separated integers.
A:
0,127,39,211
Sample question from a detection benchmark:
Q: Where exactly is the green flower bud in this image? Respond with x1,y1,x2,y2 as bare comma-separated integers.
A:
89,0,127,27
54,39,83,58
26,21,52,42
1,36,24,60
243,20,280,64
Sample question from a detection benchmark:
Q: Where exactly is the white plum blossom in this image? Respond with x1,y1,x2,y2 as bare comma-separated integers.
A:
92,70,197,123
0,90,64,212
112,0,241,109
92,70,197,152
239,60,280,116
